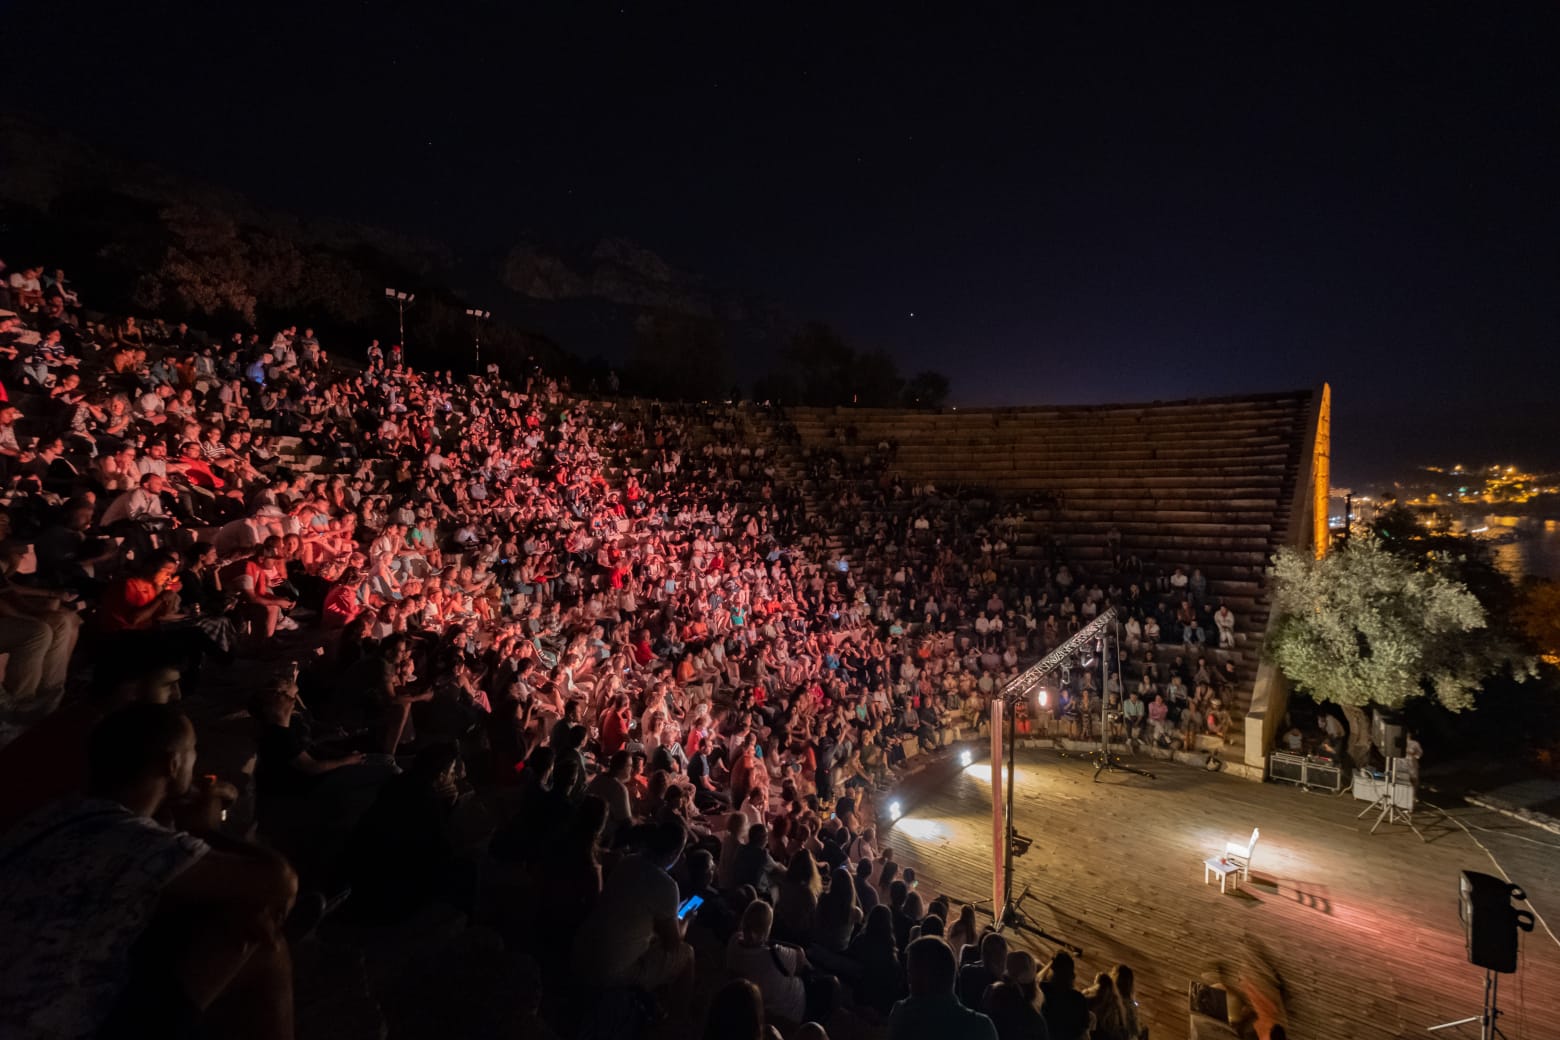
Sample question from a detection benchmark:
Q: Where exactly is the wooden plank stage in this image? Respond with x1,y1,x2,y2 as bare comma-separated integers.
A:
878,750,1560,1039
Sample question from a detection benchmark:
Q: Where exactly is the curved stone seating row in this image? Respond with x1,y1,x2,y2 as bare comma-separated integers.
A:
781,391,1321,730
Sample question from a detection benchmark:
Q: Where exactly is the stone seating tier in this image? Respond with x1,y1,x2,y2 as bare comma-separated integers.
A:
775,391,1318,728
268,390,1316,750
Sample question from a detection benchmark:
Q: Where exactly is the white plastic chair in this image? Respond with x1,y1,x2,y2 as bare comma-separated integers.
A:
1224,827,1258,881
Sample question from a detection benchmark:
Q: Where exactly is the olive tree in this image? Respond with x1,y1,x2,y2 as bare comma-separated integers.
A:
1268,535,1530,763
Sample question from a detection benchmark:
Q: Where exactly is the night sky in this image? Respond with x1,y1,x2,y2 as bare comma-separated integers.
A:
6,2,1559,483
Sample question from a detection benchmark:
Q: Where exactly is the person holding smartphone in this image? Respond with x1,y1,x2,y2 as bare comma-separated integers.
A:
571,819,693,999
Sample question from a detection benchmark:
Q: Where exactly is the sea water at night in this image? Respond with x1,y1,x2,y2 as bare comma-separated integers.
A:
1492,524,1560,581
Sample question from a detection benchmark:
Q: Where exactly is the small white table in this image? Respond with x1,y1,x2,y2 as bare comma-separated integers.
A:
1204,858,1240,893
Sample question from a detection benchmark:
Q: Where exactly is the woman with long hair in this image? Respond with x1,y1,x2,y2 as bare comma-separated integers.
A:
876,857,900,905
768,815,793,862
946,902,979,956
846,904,902,1015
1084,971,1131,1040
896,890,925,951
773,848,823,943
1111,964,1144,1040
814,865,863,952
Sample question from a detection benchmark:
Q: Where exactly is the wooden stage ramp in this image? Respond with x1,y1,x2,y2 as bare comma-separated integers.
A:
879,750,1560,1039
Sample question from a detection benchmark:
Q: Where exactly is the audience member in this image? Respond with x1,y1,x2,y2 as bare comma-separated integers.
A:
0,703,297,1039
887,936,999,1040
1039,951,1092,1040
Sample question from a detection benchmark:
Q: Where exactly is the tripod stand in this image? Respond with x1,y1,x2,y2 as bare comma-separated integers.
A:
1428,968,1506,1040
1357,758,1425,841
971,882,1083,956
1058,622,1155,782
1087,685,1156,782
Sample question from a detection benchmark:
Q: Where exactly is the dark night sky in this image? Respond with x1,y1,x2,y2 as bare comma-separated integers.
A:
6,2,1559,483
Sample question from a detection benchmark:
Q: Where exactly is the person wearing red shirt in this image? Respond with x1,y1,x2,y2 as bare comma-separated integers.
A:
97,551,184,633
321,568,364,630
631,630,655,667
233,542,297,637
599,694,633,757
172,441,226,490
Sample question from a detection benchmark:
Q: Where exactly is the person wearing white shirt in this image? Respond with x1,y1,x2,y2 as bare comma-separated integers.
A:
571,821,692,990
1321,713,1346,742
726,901,808,1023
1401,733,1424,784
214,514,273,558
1214,603,1236,648
100,474,170,527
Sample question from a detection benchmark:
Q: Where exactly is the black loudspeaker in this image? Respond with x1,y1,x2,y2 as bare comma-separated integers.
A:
1460,871,1536,974
1373,710,1406,758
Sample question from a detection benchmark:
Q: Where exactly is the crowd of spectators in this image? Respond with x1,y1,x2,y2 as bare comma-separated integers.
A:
788,440,1245,756
0,255,1241,1038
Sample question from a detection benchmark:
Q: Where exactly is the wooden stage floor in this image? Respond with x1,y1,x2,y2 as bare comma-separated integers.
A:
879,750,1560,1039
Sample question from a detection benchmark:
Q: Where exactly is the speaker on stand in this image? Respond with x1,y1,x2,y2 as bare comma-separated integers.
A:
1372,709,1407,758
1358,710,1422,838
1429,871,1536,1039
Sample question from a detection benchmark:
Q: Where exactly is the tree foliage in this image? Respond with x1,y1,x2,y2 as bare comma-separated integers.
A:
134,205,262,323
87,196,568,379
1370,504,1518,614
1268,536,1531,714
1516,580,1560,666
780,322,856,405
624,311,730,401
850,348,905,407
903,370,951,409
760,321,950,408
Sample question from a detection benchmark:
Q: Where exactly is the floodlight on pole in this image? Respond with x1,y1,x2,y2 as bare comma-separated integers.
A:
384,287,415,361
465,308,491,370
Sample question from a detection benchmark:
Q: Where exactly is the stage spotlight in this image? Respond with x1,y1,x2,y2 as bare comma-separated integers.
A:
1037,688,1049,708
889,799,903,820
960,749,973,767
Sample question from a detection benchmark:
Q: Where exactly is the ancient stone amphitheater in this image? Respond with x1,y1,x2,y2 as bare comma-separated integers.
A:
778,386,1332,775
264,383,1330,775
